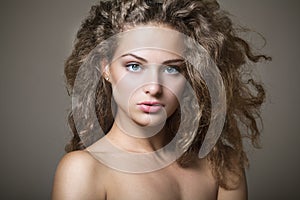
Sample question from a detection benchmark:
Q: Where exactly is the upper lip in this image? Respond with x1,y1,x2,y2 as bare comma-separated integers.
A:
137,101,164,106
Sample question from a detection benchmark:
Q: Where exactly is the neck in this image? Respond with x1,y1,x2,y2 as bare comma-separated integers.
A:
106,120,172,153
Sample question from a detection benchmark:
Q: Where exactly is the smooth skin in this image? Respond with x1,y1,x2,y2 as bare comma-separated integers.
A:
52,150,247,200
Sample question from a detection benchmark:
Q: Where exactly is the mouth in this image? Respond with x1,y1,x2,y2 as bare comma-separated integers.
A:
137,101,164,113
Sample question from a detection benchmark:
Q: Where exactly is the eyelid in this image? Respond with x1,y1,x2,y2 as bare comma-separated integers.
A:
164,65,181,71
124,61,183,73
125,62,143,67
160,65,179,75
125,62,143,72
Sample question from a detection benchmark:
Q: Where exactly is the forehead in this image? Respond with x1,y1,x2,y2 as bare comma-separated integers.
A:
113,26,185,59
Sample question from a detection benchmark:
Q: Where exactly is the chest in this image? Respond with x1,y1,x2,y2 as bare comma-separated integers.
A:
104,163,218,200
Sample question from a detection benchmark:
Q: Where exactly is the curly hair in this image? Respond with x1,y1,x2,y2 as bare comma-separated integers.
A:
64,0,271,189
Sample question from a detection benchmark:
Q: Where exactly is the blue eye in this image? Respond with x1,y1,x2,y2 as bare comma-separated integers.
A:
164,66,179,74
126,63,142,72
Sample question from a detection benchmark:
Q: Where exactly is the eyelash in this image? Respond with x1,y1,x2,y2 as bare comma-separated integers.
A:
125,63,142,72
164,65,180,74
125,63,181,74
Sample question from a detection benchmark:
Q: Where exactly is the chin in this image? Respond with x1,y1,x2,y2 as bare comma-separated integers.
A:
132,114,167,127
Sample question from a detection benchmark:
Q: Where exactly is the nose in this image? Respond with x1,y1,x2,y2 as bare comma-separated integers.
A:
142,65,163,96
143,82,162,96
143,68,163,96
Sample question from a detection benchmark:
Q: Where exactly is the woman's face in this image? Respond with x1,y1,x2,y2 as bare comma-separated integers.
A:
106,26,186,128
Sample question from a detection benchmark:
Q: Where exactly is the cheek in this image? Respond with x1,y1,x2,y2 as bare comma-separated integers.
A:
111,73,140,108
163,78,186,114
163,77,186,100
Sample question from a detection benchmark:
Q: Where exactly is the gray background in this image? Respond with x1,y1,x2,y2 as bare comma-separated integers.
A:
0,0,299,199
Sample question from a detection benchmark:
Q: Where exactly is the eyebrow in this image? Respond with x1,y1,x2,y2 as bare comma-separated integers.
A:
121,53,184,65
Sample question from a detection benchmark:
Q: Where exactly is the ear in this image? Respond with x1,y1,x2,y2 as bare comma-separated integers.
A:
101,59,110,81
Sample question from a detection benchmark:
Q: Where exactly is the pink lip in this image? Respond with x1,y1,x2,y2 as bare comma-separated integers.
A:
137,101,164,113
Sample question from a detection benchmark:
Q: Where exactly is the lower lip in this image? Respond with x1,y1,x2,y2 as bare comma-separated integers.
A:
137,104,163,113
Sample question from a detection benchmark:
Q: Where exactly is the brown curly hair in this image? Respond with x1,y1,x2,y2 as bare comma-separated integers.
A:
64,0,271,189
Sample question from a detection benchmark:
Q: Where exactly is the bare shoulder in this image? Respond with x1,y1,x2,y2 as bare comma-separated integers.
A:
217,169,248,200
52,150,106,200
54,151,101,177
194,158,247,200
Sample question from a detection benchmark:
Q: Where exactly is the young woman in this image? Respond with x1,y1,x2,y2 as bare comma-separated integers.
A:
52,0,270,199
